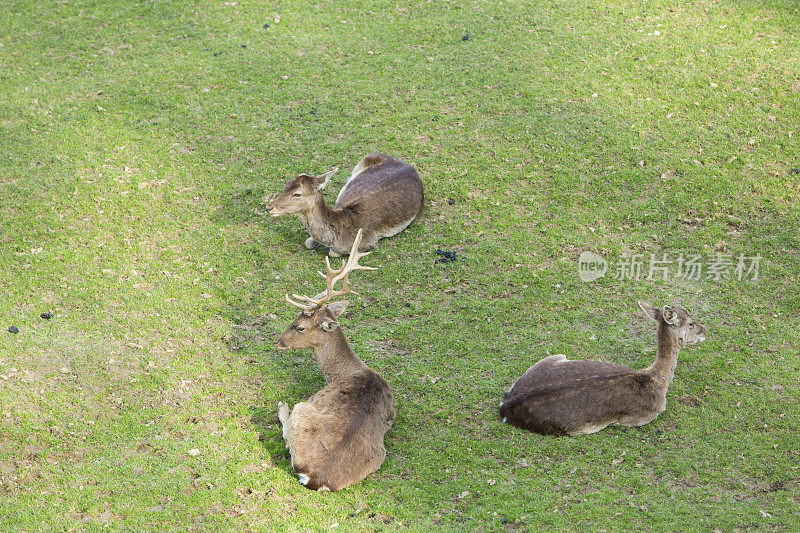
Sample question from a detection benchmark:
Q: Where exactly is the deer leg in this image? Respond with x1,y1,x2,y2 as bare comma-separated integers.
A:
277,401,292,446
617,410,660,427
329,230,377,257
277,401,290,424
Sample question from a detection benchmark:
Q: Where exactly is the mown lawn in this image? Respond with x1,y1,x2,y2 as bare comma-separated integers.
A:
1,0,798,530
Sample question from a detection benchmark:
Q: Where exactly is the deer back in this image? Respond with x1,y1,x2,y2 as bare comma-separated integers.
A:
276,305,396,490
334,152,424,237
290,369,395,491
500,357,659,435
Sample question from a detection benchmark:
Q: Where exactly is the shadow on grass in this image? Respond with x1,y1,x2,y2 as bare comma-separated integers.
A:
209,184,340,481
248,349,328,478
211,182,337,255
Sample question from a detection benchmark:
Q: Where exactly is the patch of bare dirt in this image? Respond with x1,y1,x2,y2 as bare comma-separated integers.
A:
372,339,410,359
675,394,702,407
743,477,800,493
225,315,279,352
64,508,123,526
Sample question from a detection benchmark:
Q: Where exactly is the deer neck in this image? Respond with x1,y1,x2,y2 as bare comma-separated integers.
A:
646,319,681,385
312,329,367,383
297,195,341,246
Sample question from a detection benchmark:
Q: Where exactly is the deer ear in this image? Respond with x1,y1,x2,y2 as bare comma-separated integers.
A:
327,300,349,318
638,301,660,321
315,167,339,191
662,306,683,326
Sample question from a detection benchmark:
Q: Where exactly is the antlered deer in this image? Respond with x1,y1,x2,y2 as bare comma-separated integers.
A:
266,152,424,256
499,303,707,436
275,229,395,490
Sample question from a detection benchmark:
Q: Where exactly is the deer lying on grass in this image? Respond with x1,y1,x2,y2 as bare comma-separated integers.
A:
499,303,707,436
266,152,424,256
275,229,395,491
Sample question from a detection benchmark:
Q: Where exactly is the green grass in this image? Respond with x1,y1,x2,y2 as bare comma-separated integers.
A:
1,0,798,530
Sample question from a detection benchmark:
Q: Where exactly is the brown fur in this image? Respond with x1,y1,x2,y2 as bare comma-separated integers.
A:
266,152,424,255
275,301,395,491
499,303,707,436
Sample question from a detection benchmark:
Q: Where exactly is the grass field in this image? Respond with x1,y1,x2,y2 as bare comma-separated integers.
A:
1,0,799,530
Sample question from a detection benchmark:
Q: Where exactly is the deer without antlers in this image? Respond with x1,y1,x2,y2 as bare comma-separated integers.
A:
499,303,707,436
275,229,395,491
266,152,424,256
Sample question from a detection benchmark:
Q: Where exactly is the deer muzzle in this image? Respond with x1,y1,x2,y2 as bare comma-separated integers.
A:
266,204,283,217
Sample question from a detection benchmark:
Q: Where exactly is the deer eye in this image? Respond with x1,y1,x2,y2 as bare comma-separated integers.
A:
295,326,305,332
292,192,302,197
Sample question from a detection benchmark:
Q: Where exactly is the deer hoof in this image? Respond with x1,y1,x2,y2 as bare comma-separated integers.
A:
304,237,318,250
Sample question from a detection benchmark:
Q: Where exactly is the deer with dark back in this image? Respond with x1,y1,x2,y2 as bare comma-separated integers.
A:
266,152,424,256
499,303,707,436
275,229,395,491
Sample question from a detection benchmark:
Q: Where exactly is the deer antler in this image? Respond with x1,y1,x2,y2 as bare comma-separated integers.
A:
285,228,376,311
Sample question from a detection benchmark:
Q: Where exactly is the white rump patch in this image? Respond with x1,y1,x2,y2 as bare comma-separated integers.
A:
336,154,389,204
349,154,375,180
545,354,568,365
336,163,365,203
525,354,569,375
298,474,310,486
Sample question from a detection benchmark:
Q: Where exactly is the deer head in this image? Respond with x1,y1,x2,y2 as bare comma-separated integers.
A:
638,302,707,346
275,228,375,349
275,300,350,350
266,168,339,217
